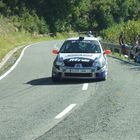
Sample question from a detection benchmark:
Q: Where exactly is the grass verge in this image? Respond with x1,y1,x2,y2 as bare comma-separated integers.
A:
0,31,78,77
0,47,23,76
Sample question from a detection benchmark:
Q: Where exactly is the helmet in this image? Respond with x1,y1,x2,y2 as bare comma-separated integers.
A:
87,31,93,37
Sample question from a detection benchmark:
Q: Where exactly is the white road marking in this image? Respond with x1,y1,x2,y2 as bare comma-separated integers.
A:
0,45,30,81
82,83,88,90
0,42,43,81
55,104,76,119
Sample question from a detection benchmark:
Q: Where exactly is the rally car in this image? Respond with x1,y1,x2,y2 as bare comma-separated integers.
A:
52,36,111,81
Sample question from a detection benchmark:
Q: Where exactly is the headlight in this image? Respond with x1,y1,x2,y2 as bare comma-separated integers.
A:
93,59,106,70
56,61,64,66
55,57,64,66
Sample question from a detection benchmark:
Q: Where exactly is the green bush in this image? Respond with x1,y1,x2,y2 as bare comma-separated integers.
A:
101,20,140,45
9,8,49,34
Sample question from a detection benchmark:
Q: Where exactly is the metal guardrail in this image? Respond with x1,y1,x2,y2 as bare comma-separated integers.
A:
101,42,133,62
34,31,135,62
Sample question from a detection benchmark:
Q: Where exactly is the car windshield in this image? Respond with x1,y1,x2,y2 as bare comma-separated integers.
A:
60,40,101,53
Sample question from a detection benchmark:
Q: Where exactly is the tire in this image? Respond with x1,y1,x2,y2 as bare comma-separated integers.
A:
99,75,107,81
97,71,107,81
52,76,60,82
51,71,61,82
102,75,107,81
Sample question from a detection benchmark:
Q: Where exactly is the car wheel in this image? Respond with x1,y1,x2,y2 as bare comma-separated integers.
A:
52,75,60,82
98,71,107,81
102,75,107,81
51,71,61,82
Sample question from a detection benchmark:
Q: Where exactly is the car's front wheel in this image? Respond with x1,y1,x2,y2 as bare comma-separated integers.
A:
101,74,107,81
51,70,61,82
97,71,107,81
52,75,61,82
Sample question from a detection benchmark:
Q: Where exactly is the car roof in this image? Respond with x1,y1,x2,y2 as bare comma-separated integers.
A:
66,36,99,41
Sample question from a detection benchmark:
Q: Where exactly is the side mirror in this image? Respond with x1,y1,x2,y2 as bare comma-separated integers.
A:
104,50,111,55
52,49,59,54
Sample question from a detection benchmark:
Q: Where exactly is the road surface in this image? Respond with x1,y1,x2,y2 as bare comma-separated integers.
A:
0,41,140,140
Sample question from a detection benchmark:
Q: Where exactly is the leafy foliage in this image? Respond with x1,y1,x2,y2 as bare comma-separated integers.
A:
0,0,140,33
101,20,140,44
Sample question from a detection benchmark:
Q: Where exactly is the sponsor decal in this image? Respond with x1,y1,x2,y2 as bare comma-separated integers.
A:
69,58,90,62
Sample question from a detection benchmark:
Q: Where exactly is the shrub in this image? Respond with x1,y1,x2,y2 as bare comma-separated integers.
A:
101,20,140,45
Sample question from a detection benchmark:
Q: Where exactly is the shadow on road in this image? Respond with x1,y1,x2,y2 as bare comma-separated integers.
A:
119,61,140,71
26,77,102,86
109,55,140,66
110,56,140,71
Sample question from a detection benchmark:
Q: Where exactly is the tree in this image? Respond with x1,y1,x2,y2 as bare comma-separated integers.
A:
0,0,140,33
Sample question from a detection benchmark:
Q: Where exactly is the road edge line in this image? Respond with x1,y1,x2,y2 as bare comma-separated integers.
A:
0,42,44,81
0,45,30,81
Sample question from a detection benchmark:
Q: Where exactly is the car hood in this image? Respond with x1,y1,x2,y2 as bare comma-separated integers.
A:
59,53,101,61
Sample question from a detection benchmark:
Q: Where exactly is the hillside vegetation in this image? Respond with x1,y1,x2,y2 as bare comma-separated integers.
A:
0,16,52,61
101,20,140,45
0,0,140,61
0,0,140,33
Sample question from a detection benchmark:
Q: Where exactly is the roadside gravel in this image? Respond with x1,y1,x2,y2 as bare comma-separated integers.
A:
0,46,24,76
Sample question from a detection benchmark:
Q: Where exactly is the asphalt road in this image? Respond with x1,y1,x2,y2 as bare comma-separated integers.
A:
0,41,140,140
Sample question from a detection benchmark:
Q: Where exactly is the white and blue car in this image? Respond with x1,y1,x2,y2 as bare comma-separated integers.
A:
52,36,111,81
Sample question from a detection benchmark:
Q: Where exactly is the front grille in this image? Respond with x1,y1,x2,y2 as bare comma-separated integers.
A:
64,73,92,77
64,61,93,67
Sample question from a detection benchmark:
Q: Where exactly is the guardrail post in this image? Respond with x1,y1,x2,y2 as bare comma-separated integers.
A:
119,47,122,56
128,47,131,62
112,45,115,54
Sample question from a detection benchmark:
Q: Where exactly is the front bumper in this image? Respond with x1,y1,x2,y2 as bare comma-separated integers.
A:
52,65,107,79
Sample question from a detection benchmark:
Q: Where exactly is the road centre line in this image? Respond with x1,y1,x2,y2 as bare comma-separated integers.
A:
55,104,76,119
82,83,88,90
